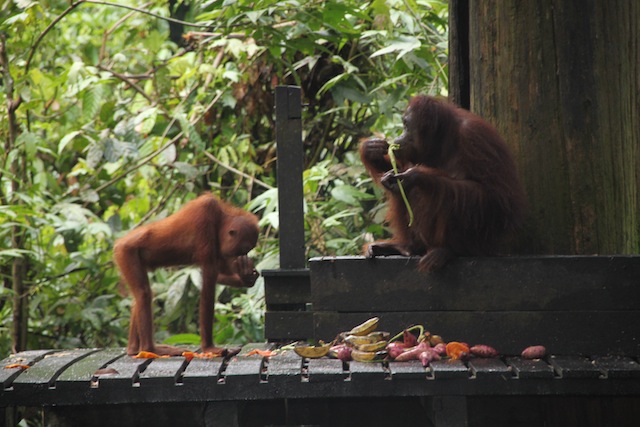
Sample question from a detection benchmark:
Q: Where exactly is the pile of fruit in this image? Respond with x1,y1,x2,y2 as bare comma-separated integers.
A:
293,317,546,367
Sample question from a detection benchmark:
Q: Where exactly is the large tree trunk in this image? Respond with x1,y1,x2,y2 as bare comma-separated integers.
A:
0,34,28,352
451,1,640,254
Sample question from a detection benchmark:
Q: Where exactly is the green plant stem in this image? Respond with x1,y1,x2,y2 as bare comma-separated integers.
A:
388,144,414,226
389,324,424,343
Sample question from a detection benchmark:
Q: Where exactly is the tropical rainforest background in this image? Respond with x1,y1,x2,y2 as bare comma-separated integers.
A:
0,0,448,356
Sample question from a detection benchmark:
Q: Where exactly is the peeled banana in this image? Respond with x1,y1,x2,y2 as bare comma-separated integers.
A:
347,317,379,336
294,343,331,358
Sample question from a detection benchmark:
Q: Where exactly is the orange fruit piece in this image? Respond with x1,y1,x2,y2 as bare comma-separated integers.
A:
445,341,470,360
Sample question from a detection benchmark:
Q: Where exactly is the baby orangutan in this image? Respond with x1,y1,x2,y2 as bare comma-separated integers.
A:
113,193,259,356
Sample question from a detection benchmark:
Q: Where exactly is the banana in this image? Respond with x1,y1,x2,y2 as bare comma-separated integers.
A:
351,349,388,363
367,331,390,342
356,340,388,352
429,334,444,346
347,317,379,336
345,331,390,347
294,344,331,359
345,335,375,346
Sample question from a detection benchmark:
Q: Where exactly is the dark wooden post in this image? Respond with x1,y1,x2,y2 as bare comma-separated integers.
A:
275,86,306,269
263,86,313,341
448,0,470,109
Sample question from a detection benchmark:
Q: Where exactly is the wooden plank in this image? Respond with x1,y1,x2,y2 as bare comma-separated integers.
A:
265,350,302,386
264,311,314,341
593,356,640,379
348,360,387,381
55,348,125,390
506,357,555,379
306,358,345,383
468,358,512,379
263,268,310,306
0,350,56,388
222,356,263,394
309,256,640,311
95,355,152,389
263,350,303,398
222,344,273,392
139,357,188,387
549,356,602,379
181,357,224,386
11,349,99,391
312,311,640,356
429,359,469,379
388,360,427,380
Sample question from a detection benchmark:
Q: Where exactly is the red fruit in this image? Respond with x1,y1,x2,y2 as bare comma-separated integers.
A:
445,341,470,360
403,329,418,348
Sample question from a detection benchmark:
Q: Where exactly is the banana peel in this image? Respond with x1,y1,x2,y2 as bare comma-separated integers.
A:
347,317,379,336
294,343,331,359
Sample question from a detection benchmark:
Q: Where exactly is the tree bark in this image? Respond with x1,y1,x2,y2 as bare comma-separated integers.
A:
457,0,639,255
0,34,28,352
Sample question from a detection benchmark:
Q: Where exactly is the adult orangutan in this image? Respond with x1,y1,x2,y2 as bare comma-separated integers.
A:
113,193,259,356
360,95,526,272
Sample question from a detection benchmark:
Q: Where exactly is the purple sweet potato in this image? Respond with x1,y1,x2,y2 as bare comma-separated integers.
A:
470,344,499,358
521,345,546,359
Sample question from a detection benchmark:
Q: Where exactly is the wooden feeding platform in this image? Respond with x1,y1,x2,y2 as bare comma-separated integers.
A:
2,340,640,426
2,86,640,426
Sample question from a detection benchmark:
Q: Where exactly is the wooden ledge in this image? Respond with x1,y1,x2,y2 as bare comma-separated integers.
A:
303,255,640,355
2,345,640,409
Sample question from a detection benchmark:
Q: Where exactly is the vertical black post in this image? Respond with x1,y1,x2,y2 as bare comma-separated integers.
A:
275,86,306,269
449,0,470,109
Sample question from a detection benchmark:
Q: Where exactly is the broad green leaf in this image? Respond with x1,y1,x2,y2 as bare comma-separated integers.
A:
330,185,375,205
177,114,204,150
173,162,199,179
82,85,105,122
86,143,104,168
58,131,82,154
370,36,422,59
165,274,188,315
133,107,158,135
163,333,201,346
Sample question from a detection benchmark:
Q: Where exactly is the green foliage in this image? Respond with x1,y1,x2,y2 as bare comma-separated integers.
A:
0,0,447,356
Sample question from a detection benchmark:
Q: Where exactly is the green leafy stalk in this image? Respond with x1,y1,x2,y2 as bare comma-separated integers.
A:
389,324,424,343
388,143,414,227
